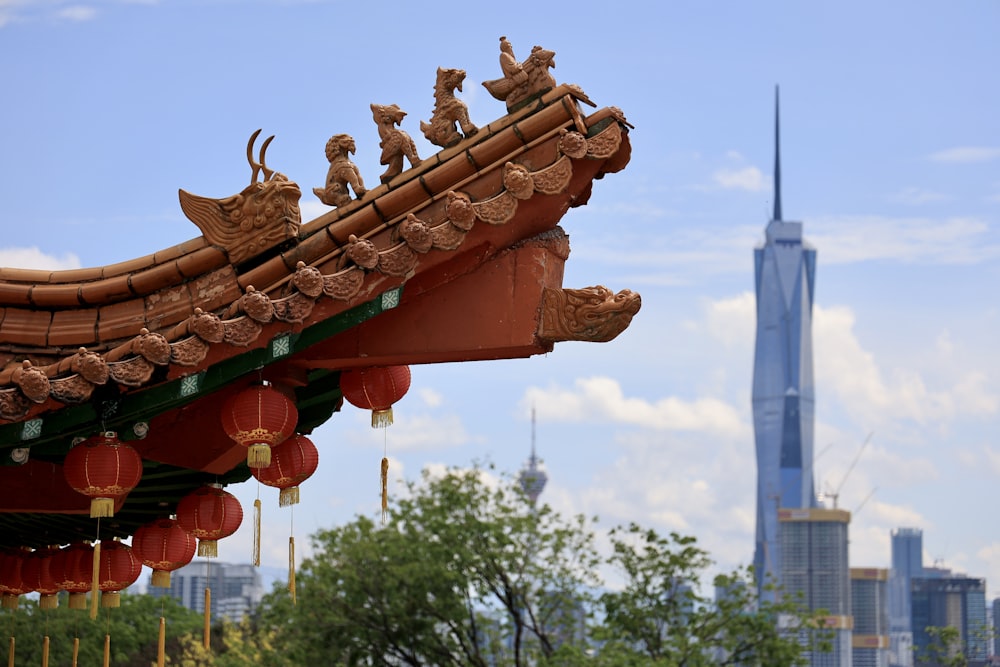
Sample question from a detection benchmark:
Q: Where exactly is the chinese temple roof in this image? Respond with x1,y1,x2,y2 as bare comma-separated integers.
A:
0,45,639,549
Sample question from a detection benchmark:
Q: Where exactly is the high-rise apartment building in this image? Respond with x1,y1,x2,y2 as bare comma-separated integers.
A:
888,527,923,666
147,561,263,622
779,508,852,666
851,568,889,667
910,575,987,667
752,90,818,596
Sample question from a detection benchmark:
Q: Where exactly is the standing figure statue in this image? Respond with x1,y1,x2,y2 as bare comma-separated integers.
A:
483,36,557,111
313,133,366,208
371,103,422,183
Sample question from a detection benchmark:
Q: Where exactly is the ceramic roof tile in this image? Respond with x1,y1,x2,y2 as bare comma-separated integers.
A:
78,274,134,305
47,308,99,348
97,298,149,343
0,307,53,346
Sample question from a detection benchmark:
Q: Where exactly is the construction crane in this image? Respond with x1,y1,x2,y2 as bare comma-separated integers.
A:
826,431,873,509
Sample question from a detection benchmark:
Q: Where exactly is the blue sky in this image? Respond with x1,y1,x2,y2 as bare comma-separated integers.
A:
1,1,998,598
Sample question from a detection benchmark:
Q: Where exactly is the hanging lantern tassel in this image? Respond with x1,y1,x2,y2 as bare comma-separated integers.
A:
157,617,165,667
8,637,14,667
72,638,79,667
89,541,101,620
289,536,296,605
279,486,300,507
381,457,389,523
103,634,110,667
373,407,393,428
252,498,262,567
42,636,49,667
203,587,211,651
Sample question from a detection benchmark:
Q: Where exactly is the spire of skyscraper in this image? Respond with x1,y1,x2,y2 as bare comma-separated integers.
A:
518,407,548,505
773,85,782,222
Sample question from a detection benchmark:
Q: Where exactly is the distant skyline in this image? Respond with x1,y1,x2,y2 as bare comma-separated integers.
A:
1,1,997,600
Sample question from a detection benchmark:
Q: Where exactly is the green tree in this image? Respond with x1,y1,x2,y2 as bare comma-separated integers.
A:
256,464,824,666
597,523,829,666
259,465,600,666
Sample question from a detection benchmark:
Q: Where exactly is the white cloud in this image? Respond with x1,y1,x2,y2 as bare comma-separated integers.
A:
704,292,755,348
814,303,999,429
418,387,444,408
889,187,947,205
524,376,746,438
0,246,81,270
808,215,999,265
712,166,768,192
345,410,482,452
55,5,97,21
928,146,1000,163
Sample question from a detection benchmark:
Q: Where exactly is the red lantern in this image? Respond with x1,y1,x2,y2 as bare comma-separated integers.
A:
96,539,141,608
175,484,243,558
252,434,320,507
21,546,62,609
340,366,411,427
51,542,93,610
131,518,196,588
63,432,143,518
0,548,31,610
221,384,298,469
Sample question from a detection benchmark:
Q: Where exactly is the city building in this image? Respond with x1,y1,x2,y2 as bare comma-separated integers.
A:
889,527,923,666
992,597,999,660
752,89,818,597
851,568,890,667
148,561,264,622
779,507,852,667
910,575,988,667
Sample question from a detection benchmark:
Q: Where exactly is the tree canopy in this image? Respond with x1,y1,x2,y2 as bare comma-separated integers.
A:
248,465,828,666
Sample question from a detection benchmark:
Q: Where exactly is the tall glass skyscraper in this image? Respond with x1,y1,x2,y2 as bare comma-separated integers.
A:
752,90,818,596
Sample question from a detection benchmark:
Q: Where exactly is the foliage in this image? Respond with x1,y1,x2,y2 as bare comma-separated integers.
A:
0,591,202,666
258,465,600,666
256,464,822,666
597,523,830,666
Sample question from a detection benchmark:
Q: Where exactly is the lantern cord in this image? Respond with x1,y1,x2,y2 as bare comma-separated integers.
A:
157,617,166,667
90,530,102,621
252,497,262,568
289,536,296,605
203,587,211,651
380,457,389,525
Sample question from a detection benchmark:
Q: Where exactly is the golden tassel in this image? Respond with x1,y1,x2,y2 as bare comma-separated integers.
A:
39,594,57,610
381,457,389,523
42,636,49,667
90,540,101,620
197,540,218,558
279,486,299,507
90,497,114,518
252,498,261,567
72,637,79,667
157,617,165,667
372,407,394,428
101,591,120,608
103,634,110,667
247,444,271,468
150,570,171,588
7,637,13,667
289,536,296,605
203,587,211,651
